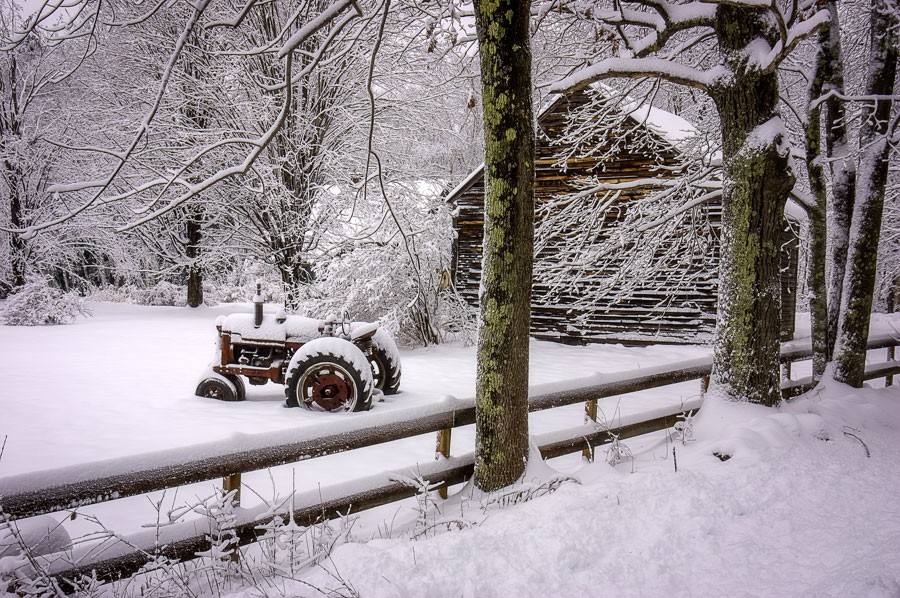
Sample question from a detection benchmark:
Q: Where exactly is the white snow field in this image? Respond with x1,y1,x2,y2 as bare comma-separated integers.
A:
1,303,899,597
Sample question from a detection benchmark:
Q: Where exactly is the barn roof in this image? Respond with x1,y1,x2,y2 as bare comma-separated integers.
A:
445,87,698,202
622,102,697,147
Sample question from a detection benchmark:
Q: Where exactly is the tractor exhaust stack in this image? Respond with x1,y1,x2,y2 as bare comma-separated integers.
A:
253,283,263,328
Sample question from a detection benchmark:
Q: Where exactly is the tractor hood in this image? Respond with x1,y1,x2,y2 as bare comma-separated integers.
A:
220,313,324,343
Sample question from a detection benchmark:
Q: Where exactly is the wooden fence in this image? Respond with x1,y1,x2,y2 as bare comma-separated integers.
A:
1,334,897,586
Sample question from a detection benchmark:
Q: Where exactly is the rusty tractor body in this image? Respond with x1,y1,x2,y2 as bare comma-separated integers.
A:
195,290,401,412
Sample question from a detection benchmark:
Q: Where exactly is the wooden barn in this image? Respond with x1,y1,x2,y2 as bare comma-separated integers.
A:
449,88,798,345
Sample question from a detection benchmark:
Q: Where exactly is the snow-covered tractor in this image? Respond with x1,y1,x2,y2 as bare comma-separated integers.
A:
195,287,401,412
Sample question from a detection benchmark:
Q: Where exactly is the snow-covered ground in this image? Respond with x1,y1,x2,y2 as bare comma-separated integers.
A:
1,303,899,597
287,385,900,598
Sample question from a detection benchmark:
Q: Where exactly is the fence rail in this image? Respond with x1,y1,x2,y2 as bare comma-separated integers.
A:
2,333,896,585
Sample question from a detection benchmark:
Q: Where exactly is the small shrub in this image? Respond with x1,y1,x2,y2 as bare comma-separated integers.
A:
208,280,283,305
89,281,285,307
208,284,251,304
90,281,195,306
136,281,183,306
1,280,90,326
88,284,137,303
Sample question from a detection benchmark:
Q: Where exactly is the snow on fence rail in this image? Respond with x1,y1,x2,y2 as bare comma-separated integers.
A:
1,334,897,586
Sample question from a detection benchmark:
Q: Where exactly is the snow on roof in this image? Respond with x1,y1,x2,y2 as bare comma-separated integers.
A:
586,81,698,149
622,102,698,147
446,85,698,200
445,161,485,202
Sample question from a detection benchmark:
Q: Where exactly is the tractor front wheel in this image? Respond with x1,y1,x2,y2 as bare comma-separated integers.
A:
196,373,246,402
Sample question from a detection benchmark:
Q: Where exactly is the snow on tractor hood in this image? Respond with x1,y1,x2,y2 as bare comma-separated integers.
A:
220,313,325,343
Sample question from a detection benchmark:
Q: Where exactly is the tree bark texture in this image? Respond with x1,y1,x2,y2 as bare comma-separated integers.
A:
817,0,855,364
186,206,204,308
5,157,27,288
833,1,897,387
1,50,27,290
710,5,795,406
825,116,856,363
804,0,849,378
473,0,534,492
182,31,209,309
280,261,315,311
826,160,855,361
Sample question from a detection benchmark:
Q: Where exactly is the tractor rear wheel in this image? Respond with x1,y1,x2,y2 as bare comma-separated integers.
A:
352,324,402,395
368,345,401,395
285,338,373,412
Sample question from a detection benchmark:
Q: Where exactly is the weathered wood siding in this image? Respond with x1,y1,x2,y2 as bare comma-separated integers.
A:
452,89,797,344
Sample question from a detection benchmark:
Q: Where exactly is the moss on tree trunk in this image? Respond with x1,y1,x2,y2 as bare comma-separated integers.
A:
472,0,534,492
710,5,794,406
833,1,897,387
804,0,848,378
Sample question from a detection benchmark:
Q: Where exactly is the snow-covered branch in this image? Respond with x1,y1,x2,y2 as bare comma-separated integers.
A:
755,8,830,74
9,0,372,239
204,0,261,29
810,90,900,111
788,188,819,214
117,54,298,231
11,0,213,239
550,57,730,94
635,189,722,232
278,0,360,58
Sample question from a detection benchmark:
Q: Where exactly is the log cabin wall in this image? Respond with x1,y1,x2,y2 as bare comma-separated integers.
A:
451,89,797,345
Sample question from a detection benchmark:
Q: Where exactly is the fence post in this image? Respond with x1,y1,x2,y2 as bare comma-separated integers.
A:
781,362,792,384
582,399,598,461
889,345,896,387
223,473,242,505
222,473,241,563
701,375,710,396
435,429,452,499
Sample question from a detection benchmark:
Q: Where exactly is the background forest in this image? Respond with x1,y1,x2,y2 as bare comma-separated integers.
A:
0,0,897,349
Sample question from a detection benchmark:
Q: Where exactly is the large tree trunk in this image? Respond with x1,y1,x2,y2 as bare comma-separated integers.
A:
5,158,27,288
472,0,534,492
826,133,856,363
263,59,324,314
2,50,26,290
710,5,795,406
182,31,209,309
832,0,897,387
805,197,828,378
280,261,315,312
804,0,849,378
